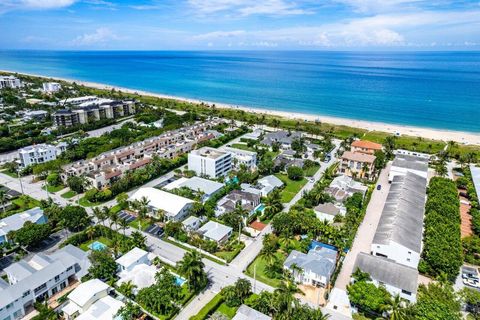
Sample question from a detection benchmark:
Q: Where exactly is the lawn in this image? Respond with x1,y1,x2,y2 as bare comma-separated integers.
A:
229,143,255,152
303,164,320,177
78,196,107,207
2,196,42,217
43,184,65,193
214,242,245,263
129,217,151,231
274,173,308,203
163,238,226,266
245,253,286,288
79,237,112,251
61,190,77,199
0,170,19,178
190,293,224,320
362,131,446,154
216,303,238,318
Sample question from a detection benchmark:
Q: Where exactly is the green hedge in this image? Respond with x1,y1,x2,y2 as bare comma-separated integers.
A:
189,293,225,320
420,177,462,281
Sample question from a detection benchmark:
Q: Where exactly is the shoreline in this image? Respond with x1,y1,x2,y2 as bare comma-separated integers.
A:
3,69,480,145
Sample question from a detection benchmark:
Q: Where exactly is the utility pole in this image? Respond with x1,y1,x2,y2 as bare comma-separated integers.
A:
253,262,257,293
17,169,24,195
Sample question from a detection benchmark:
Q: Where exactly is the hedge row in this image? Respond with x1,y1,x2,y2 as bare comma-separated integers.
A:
420,177,462,281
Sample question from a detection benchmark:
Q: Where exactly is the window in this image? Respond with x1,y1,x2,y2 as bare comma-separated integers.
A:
401,289,411,296
67,266,73,272
22,290,30,298
34,283,47,294
54,275,60,282
407,258,411,262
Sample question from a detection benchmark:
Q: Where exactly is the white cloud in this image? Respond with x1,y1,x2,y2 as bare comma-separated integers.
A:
193,30,246,40
0,0,76,13
72,27,121,46
187,0,311,16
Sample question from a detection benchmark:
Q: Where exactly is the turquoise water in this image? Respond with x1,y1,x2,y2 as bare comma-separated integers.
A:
256,204,266,212
0,50,479,132
175,276,186,286
89,241,107,251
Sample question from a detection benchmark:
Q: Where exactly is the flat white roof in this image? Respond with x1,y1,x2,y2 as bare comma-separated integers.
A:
198,221,232,242
68,278,109,308
76,295,124,320
115,247,148,269
130,187,194,217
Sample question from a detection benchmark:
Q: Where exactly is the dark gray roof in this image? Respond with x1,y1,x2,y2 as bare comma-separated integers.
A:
392,154,428,172
372,172,427,253
261,130,302,146
314,203,341,216
354,253,418,294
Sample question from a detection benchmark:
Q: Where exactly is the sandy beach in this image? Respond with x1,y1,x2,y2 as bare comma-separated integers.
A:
4,70,480,145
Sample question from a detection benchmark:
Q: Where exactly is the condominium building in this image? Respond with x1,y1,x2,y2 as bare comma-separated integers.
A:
188,147,232,178
351,140,382,155
0,245,90,320
61,121,222,189
42,82,61,93
222,146,257,170
18,144,63,168
338,151,376,180
0,76,22,89
52,97,136,127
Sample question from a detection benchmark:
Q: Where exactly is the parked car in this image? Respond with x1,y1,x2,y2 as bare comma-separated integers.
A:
377,184,382,190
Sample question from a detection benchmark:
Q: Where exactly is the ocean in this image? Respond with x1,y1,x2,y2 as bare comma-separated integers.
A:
1,50,479,132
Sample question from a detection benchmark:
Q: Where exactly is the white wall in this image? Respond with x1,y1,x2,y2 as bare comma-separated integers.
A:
371,242,420,269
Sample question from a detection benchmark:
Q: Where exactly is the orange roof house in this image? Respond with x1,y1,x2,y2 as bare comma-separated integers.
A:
351,140,383,155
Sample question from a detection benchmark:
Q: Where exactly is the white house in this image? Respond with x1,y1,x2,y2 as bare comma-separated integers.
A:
354,252,418,302
241,175,284,198
188,147,232,178
0,76,22,89
0,207,46,244
182,216,202,232
314,203,345,223
130,187,194,221
115,247,150,273
233,305,271,320
222,146,257,170
284,245,337,288
18,144,62,168
43,82,61,93
0,245,90,320
62,279,124,320
197,221,233,244
371,172,427,268
117,263,157,293
164,176,224,202
388,154,428,182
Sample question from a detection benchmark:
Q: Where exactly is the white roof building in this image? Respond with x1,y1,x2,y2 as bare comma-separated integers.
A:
182,216,202,231
198,221,233,243
233,305,271,320
63,279,124,320
115,247,150,273
130,187,194,221
389,154,428,182
164,176,224,202
117,263,157,293
43,82,61,93
0,207,46,244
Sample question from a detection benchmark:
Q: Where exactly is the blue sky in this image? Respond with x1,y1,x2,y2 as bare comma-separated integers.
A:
0,0,479,50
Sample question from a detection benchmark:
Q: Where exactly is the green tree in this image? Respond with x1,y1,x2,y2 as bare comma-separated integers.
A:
460,287,480,319
263,189,283,219
347,280,392,316
59,205,91,231
116,301,142,320
0,189,7,214
130,230,147,250
118,280,137,299
287,165,304,181
13,222,51,248
176,250,208,292
412,283,461,320
88,249,117,281
66,175,89,194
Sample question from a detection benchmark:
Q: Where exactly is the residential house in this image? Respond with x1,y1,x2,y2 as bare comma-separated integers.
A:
18,144,64,168
0,76,22,89
197,221,233,244
284,245,337,288
325,175,368,204
215,189,261,217
261,130,302,150
232,305,272,320
182,216,202,232
164,176,224,202
23,110,48,122
314,203,345,223
0,245,90,320
274,154,305,170
0,207,46,244
351,140,382,155
188,147,232,178
62,279,124,320
388,154,429,182
371,172,427,268
338,151,376,180
115,247,150,273
130,187,193,221
354,252,418,302
241,175,284,197
43,82,61,93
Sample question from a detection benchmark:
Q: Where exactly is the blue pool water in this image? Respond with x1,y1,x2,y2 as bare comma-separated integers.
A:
0,50,479,132
175,276,186,286
89,241,107,251
256,204,266,212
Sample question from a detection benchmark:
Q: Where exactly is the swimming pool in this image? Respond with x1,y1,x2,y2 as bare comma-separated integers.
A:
255,204,265,213
175,276,186,286
89,241,107,251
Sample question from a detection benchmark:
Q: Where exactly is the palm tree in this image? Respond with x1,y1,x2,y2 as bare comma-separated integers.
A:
260,244,278,272
86,225,96,240
109,210,120,232
119,218,129,236
362,162,370,179
152,256,162,268
0,189,7,214
274,280,301,316
176,250,208,292
156,209,166,222
138,196,150,219
118,280,136,299
387,295,406,320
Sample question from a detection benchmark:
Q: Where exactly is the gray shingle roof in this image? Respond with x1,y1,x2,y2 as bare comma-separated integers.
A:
372,172,427,253
392,154,428,172
284,247,337,281
233,304,272,320
354,252,418,294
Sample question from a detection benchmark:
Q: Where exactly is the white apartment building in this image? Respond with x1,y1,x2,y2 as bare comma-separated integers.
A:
0,245,90,320
223,146,257,170
0,76,22,89
388,153,429,182
371,172,427,269
354,252,418,302
18,144,63,168
188,147,232,178
42,82,61,93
